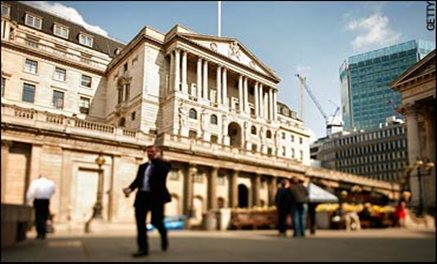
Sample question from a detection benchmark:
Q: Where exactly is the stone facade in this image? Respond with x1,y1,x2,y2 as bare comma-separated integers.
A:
1,1,399,228
391,49,436,214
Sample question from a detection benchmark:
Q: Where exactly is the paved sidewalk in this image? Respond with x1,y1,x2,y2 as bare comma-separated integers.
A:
2,226,435,262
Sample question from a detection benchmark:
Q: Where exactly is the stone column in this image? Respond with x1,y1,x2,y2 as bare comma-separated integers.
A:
238,76,243,112
229,170,239,208
269,88,273,121
264,90,269,120
184,164,196,216
29,144,42,183
243,77,249,113
268,176,277,206
1,140,12,203
169,52,174,93
222,68,228,107
181,50,188,93
174,49,181,92
197,58,202,99
252,173,261,207
423,107,435,210
254,82,259,117
259,84,264,119
273,89,278,121
208,167,218,210
216,66,222,105
202,60,208,99
404,106,421,207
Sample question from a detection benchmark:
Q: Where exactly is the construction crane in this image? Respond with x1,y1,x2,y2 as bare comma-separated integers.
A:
295,74,343,136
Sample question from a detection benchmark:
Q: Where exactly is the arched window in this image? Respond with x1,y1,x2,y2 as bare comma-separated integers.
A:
251,126,257,135
210,114,218,125
189,108,197,119
266,130,272,139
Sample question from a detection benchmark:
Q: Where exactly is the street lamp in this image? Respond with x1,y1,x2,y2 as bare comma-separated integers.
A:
85,152,106,233
412,158,434,217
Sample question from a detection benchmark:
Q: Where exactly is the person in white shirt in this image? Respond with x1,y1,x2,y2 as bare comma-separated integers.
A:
26,175,55,239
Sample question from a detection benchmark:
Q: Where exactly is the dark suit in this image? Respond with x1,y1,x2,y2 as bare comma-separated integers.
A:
128,158,172,253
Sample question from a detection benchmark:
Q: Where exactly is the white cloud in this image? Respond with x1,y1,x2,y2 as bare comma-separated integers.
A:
346,12,401,51
24,1,108,37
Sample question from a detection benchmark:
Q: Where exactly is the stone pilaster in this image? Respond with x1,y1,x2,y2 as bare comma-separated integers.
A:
268,88,273,121
238,76,243,112
252,173,261,207
268,176,277,206
259,84,264,119
184,164,196,216
254,82,259,117
243,77,249,113
1,140,12,203
208,167,218,210
273,90,277,121
229,170,239,208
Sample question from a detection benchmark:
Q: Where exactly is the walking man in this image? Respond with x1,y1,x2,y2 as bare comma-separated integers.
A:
289,176,308,237
26,175,55,240
123,145,172,257
275,179,291,237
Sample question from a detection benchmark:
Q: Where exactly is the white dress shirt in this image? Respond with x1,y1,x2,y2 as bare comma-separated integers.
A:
26,177,55,204
141,163,153,192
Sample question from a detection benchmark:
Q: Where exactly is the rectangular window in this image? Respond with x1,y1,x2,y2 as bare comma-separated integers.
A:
2,4,10,17
25,14,42,29
79,33,93,47
24,59,38,74
81,75,92,88
54,24,69,39
52,90,64,109
22,83,36,103
54,67,66,81
131,111,136,121
1,77,5,96
79,96,90,114
123,63,128,72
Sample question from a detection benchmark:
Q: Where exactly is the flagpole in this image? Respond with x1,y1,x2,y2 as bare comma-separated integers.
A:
218,1,221,37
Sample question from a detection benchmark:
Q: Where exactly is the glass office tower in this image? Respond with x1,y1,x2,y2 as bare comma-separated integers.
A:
340,40,435,131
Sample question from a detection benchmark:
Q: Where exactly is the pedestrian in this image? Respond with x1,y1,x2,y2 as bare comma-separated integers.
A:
275,179,292,237
395,200,407,228
307,202,319,235
289,176,308,237
26,175,55,240
123,145,172,257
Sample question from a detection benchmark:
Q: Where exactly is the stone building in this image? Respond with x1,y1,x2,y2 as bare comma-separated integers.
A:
311,117,408,183
391,49,435,215
1,1,399,228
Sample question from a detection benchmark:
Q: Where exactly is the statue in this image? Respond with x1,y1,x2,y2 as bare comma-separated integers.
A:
178,100,186,129
228,41,241,61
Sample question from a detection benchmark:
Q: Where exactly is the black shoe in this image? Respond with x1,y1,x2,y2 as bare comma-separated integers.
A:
132,250,148,257
161,237,168,251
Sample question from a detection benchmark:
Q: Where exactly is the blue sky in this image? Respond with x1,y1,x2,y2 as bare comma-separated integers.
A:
27,1,435,141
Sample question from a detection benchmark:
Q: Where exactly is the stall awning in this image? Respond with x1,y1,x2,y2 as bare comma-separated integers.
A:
308,182,339,203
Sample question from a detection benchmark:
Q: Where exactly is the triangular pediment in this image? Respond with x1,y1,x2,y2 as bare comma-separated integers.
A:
392,50,436,87
179,33,280,82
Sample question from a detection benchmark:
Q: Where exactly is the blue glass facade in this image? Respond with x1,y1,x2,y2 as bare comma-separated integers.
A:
340,40,435,131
